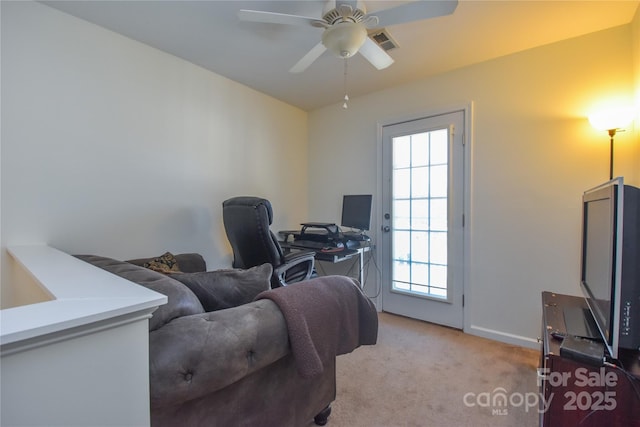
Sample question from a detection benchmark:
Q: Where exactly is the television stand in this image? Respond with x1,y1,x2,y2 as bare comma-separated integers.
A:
540,292,640,427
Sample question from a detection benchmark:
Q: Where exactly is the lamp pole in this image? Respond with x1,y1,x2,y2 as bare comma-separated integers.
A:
588,106,635,180
608,128,616,180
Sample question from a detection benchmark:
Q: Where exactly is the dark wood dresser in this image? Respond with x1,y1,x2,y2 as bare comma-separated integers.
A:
540,292,640,426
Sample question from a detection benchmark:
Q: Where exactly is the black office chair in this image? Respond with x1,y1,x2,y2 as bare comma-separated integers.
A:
222,196,315,287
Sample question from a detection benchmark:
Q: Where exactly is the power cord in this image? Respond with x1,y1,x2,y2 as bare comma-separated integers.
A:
604,360,640,402
361,240,382,299
577,360,640,426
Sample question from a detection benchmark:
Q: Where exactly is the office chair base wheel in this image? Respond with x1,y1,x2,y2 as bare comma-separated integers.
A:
314,405,332,426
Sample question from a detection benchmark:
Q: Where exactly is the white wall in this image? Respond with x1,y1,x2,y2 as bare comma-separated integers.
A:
1,1,638,345
308,24,639,347
1,1,309,307
633,6,640,158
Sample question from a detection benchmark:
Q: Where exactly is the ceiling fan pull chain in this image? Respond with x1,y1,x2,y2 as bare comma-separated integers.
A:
343,58,349,109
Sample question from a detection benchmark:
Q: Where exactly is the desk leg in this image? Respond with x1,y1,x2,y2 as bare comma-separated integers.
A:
358,249,364,288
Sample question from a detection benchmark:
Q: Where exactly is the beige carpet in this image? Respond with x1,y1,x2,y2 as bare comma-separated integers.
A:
319,312,540,427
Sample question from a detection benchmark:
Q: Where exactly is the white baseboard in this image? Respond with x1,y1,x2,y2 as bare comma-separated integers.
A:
467,324,540,350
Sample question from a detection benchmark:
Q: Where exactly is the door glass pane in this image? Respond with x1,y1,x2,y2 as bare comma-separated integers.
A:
430,198,447,231
411,199,429,231
430,264,447,288
431,165,447,198
411,262,428,285
393,200,410,229
393,135,411,168
393,260,410,285
411,166,429,198
430,231,447,265
411,133,429,167
391,128,449,300
393,230,410,263
430,129,448,164
393,168,410,199
410,231,429,263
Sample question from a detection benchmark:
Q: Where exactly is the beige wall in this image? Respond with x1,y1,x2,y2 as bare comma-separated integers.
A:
633,5,640,171
308,23,638,347
1,1,309,307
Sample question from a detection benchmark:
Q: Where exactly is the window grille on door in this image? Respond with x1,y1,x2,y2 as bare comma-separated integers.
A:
391,129,448,299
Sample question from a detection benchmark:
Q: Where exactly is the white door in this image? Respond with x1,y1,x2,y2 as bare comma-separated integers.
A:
380,110,466,329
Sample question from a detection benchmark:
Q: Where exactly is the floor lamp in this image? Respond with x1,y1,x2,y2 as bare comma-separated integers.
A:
588,107,635,180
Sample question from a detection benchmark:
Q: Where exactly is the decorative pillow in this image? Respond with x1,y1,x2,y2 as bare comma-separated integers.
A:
143,252,181,274
171,263,272,312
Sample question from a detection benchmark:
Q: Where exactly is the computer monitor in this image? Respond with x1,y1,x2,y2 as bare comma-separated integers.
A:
341,195,372,231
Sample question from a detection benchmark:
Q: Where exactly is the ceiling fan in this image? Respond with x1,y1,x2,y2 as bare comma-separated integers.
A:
238,0,459,73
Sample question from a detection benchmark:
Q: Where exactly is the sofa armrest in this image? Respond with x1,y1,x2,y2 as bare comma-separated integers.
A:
149,299,290,408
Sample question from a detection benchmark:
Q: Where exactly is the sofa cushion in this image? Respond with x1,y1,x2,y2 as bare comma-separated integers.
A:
171,263,272,312
75,255,205,331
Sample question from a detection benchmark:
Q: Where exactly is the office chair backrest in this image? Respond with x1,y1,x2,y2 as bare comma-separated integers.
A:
222,196,284,270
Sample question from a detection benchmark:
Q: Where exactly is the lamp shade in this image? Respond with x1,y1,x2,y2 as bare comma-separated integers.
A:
588,106,635,131
321,22,367,59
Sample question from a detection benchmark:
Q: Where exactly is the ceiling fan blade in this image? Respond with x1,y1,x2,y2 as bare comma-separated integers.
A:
238,9,323,27
358,37,394,70
289,42,327,73
324,0,337,13
337,4,354,18
371,0,458,28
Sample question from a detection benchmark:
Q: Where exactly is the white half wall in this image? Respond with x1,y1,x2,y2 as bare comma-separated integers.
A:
1,245,166,426
308,24,639,348
1,1,309,307
2,319,152,426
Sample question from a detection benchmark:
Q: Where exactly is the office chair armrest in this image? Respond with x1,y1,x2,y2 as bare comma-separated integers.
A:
273,250,315,287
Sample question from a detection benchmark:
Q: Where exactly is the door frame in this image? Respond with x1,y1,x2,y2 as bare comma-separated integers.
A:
375,102,474,332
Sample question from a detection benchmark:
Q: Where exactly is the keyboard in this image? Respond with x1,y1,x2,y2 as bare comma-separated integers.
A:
290,240,326,249
342,231,370,241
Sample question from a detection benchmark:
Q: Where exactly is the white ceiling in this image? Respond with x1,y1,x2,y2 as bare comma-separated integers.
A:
42,0,639,111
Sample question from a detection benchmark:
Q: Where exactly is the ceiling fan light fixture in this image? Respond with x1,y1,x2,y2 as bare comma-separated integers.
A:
321,22,367,58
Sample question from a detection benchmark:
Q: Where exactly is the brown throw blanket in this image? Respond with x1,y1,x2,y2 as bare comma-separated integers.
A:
255,275,378,378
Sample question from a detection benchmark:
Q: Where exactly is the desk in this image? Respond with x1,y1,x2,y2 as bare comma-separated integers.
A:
284,241,370,287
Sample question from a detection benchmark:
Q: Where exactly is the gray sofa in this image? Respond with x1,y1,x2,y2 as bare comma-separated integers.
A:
76,253,376,427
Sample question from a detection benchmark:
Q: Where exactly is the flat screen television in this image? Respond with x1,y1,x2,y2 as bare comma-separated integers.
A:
579,177,640,360
341,194,373,231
